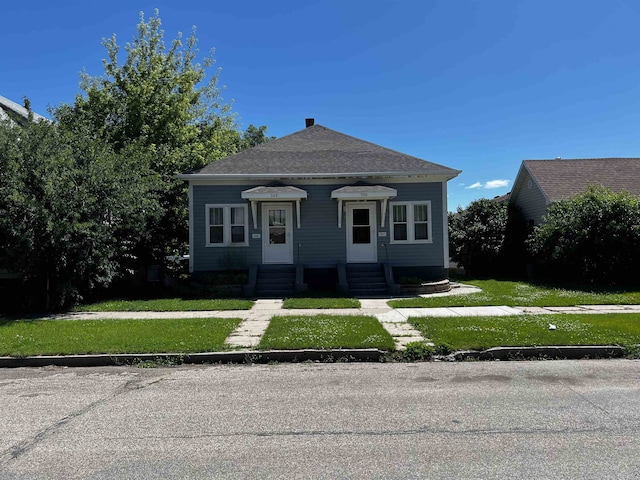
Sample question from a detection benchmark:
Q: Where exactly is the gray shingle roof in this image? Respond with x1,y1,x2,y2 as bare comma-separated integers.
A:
523,158,640,201
189,124,460,177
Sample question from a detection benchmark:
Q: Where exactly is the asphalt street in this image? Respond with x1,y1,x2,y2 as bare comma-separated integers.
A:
1,360,639,479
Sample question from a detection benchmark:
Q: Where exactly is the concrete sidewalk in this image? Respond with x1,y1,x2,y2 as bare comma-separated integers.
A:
3,299,639,366
18,299,640,351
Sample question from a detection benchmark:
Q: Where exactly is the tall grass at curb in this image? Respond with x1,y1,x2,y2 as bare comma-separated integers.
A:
389,279,640,308
409,313,640,351
259,315,395,350
0,317,242,356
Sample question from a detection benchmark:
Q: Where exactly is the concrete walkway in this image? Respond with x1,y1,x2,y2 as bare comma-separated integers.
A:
22,299,640,351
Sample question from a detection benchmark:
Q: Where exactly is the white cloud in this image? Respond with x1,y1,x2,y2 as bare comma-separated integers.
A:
465,179,510,190
484,179,509,189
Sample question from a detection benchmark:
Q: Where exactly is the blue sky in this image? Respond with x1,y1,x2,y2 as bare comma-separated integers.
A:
3,0,640,210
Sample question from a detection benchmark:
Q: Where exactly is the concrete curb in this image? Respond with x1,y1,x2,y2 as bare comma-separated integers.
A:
451,345,627,361
1,345,633,368
0,349,386,368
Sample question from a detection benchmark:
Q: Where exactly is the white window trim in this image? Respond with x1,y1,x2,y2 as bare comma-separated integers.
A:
205,204,249,247
389,201,433,244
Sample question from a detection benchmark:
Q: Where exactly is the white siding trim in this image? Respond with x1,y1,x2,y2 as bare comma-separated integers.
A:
442,181,449,268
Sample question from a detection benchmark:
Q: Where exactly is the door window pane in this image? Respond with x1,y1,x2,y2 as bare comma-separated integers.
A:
269,227,286,244
352,208,370,226
353,226,371,244
269,210,286,227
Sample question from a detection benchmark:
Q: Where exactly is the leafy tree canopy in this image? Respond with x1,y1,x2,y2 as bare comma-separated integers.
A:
55,10,273,262
0,119,160,309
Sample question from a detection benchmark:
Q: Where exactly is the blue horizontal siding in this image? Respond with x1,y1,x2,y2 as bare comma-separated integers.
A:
192,181,445,271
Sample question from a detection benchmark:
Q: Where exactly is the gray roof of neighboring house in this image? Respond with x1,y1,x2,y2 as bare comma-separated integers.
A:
0,94,46,125
518,158,640,201
187,124,461,178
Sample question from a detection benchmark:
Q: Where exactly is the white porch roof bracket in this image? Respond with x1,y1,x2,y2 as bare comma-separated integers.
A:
241,186,308,229
331,185,397,228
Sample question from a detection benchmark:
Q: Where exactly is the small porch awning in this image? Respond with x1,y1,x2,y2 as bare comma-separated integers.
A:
241,186,308,229
331,185,397,228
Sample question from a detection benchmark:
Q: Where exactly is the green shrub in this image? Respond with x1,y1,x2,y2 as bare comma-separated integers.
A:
528,185,640,285
449,199,527,276
401,342,435,361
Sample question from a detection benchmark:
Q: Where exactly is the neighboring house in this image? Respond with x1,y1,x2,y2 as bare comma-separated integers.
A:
0,94,45,126
509,158,640,227
179,120,461,296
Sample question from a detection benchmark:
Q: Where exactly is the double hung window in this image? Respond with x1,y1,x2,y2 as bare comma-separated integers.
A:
390,201,431,243
205,204,248,246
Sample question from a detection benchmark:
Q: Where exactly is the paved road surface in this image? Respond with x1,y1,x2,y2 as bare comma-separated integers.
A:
1,360,639,479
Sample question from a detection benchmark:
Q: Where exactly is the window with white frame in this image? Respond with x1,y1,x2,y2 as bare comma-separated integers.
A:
205,204,249,246
390,201,432,243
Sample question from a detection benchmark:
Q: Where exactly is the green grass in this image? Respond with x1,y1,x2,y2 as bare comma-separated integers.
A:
409,313,640,351
258,315,395,350
0,317,242,356
389,278,640,308
282,297,361,309
74,298,254,312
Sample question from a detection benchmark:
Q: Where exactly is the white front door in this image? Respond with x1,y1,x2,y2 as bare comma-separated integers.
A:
346,203,377,263
262,203,293,264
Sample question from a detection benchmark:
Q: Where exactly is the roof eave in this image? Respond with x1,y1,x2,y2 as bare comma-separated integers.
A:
177,170,461,182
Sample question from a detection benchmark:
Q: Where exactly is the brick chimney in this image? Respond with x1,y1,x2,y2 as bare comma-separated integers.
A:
305,118,315,128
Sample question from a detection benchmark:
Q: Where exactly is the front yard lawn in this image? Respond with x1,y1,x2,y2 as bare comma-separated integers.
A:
282,297,361,309
74,298,254,312
258,315,395,350
0,317,242,356
389,279,640,308
409,313,640,351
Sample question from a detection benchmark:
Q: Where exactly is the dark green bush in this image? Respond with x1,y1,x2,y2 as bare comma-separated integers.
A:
449,199,526,276
528,186,640,285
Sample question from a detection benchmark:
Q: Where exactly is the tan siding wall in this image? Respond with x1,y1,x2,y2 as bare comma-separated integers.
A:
513,170,549,225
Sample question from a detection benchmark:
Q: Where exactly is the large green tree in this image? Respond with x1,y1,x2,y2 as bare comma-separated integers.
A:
56,10,272,264
0,119,159,309
449,199,527,276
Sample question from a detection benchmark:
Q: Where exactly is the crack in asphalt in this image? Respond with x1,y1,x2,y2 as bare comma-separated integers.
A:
102,423,640,441
0,375,166,465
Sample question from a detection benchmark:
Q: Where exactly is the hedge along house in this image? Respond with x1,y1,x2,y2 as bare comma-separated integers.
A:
179,120,461,297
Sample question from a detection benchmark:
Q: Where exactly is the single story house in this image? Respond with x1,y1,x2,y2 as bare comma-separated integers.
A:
509,158,640,227
179,120,461,296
